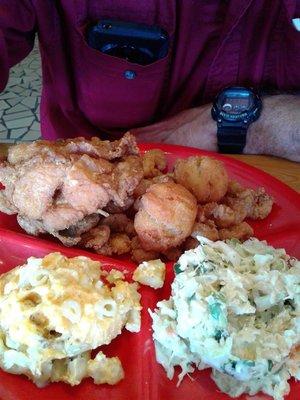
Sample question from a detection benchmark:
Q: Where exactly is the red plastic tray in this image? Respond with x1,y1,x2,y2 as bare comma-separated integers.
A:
0,144,299,400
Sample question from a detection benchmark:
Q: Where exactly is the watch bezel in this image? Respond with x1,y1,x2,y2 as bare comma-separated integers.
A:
211,86,262,126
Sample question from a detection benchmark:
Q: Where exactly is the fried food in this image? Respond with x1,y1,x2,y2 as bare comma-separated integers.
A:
101,213,135,237
174,156,228,203
134,182,197,252
108,233,132,255
224,183,273,220
142,149,167,178
0,132,274,262
248,187,274,219
198,203,242,228
80,225,110,251
131,236,160,264
191,221,219,241
133,173,174,198
218,221,254,241
0,134,143,245
7,131,138,165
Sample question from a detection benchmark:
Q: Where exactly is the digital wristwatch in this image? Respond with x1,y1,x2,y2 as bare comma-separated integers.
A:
211,87,262,154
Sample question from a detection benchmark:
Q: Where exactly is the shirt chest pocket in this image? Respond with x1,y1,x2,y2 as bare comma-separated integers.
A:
72,13,173,132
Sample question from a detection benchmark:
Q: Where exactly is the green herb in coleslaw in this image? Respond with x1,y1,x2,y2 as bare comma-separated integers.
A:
150,237,300,400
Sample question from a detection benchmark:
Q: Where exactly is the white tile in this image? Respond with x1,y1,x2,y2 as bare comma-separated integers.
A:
0,138,16,143
0,131,9,139
21,97,37,108
7,98,22,107
5,116,34,130
10,128,28,139
0,92,19,100
6,103,28,114
0,100,10,111
10,85,25,94
31,121,40,131
3,110,34,122
21,89,33,97
7,77,22,86
23,130,41,140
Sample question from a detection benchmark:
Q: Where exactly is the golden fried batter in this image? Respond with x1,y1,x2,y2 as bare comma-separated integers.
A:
107,233,132,255
134,182,197,252
80,225,110,251
191,221,219,241
219,222,254,241
131,236,160,264
174,156,228,203
142,149,167,178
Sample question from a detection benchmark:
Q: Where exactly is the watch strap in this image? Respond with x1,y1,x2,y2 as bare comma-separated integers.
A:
217,126,247,154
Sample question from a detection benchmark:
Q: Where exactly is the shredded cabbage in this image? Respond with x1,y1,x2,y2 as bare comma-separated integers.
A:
150,237,300,400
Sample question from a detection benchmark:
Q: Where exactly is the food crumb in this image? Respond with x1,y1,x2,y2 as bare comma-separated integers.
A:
133,260,166,289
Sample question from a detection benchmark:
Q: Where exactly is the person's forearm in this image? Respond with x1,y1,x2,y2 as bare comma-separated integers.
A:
244,95,300,161
133,94,300,162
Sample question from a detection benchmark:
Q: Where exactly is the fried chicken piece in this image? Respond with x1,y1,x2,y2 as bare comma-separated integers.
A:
174,156,228,203
0,134,143,245
80,225,111,251
12,161,68,220
7,132,138,165
134,182,197,252
0,190,17,214
131,236,160,264
142,149,167,178
104,197,134,214
102,155,143,207
59,214,101,237
17,215,46,236
218,222,254,241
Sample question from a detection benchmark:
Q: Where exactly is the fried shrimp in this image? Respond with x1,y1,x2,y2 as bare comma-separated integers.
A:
248,187,273,219
191,221,219,241
134,182,197,252
80,225,110,251
219,222,254,241
142,149,167,178
174,156,228,203
224,186,273,221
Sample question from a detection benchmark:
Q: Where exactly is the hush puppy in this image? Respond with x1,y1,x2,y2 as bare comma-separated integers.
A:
134,182,197,252
174,156,228,203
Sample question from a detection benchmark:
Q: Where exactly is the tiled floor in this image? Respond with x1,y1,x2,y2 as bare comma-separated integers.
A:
0,43,42,143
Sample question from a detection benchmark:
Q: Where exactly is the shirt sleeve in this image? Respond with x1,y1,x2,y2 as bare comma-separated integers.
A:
296,0,300,16
0,0,36,91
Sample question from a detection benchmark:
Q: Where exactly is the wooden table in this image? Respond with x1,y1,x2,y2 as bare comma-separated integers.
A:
0,143,299,192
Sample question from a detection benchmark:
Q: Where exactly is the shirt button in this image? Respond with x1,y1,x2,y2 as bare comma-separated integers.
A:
124,70,137,80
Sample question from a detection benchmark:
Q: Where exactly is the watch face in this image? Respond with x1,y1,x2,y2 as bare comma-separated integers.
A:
217,88,255,121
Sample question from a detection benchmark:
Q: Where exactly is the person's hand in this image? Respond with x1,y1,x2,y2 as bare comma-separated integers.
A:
131,104,217,151
132,95,300,161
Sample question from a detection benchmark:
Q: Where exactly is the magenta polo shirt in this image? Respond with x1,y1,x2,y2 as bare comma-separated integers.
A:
0,0,299,140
